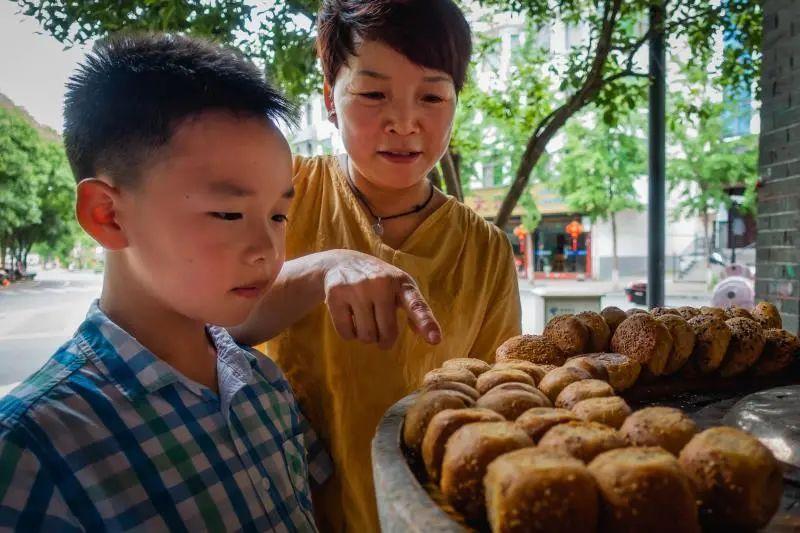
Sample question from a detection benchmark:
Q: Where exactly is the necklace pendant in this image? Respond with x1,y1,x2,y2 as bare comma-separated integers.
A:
373,219,384,236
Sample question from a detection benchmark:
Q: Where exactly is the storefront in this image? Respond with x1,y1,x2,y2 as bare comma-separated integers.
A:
464,185,592,280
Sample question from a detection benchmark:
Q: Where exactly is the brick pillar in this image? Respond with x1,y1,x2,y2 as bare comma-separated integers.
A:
756,1,800,334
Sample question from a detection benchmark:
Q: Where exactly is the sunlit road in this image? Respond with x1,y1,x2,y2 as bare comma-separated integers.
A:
0,270,102,395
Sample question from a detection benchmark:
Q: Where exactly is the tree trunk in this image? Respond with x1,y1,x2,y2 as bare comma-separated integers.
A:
440,148,464,202
611,212,620,289
702,209,711,267
427,165,443,190
494,0,625,228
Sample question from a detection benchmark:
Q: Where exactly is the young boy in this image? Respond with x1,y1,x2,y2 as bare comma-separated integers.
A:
0,34,330,531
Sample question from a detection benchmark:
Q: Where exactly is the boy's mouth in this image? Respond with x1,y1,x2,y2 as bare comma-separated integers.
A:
378,150,422,164
231,281,269,299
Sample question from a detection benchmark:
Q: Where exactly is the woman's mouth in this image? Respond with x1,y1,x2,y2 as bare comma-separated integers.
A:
378,150,422,164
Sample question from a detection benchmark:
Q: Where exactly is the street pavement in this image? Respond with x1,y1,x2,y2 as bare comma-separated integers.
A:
0,270,712,397
0,270,102,395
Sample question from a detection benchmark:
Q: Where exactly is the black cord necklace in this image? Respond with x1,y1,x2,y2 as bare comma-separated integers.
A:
346,174,435,236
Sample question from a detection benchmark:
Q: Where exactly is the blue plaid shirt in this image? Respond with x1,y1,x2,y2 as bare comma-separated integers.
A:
0,301,332,532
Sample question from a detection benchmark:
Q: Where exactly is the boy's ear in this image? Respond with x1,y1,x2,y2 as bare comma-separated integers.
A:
323,80,338,128
75,178,129,250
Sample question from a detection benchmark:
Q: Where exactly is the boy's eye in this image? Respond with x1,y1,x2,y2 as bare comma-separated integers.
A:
210,212,243,221
272,214,289,223
359,92,385,100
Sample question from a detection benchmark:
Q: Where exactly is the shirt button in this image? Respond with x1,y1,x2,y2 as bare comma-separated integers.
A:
262,478,271,493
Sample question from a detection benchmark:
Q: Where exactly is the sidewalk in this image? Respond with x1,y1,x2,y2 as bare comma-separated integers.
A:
518,276,712,301
517,277,713,334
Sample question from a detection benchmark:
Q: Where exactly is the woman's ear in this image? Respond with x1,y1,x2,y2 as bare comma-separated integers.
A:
75,178,129,251
323,80,338,128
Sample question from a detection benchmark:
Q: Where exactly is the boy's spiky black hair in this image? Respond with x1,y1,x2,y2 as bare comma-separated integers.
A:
64,33,296,185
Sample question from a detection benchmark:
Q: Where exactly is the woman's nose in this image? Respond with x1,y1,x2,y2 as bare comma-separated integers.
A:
385,102,420,136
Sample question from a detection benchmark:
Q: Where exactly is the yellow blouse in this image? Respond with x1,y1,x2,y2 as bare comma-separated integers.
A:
265,155,521,532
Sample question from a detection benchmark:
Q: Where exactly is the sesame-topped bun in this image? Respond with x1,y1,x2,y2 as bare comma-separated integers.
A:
752,301,782,329
656,314,696,375
441,357,492,377
753,328,800,376
719,317,765,377
575,311,612,353
403,390,475,457
600,306,628,336
590,447,699,533
679,427,783,530
422,366,477,388
485,448,599,533
515,407,581,442
495,334,567,366
476,368,535,395
611,314,673,376
492,360,551,384
682,314,732,376
440,421,533,522
618,406,698,456
421,408,504,483
543,315,591,357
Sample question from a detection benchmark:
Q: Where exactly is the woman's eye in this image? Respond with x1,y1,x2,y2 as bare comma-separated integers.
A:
272,214,289,223
359,92,384,100
423,94,445,103
210,212,243,221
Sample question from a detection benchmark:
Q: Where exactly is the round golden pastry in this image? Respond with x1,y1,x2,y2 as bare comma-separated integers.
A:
537,366,593,403
477,388,552,420
575,311,612,353
422,366,477,388
650,306,681,317
542,315,591,357
579,353,641,392
492,360,550,384
626,308,648,316
421,408,504,483
495,334,566,366
725,305,754,320
753,328,800,376
752,300,782,329
589,447,700,533
656,314,696,375
484,448,599,533
476,368,535,395
611,313,673,376
554,379,615,410
402,390,475,456
563,355,609,381
700,306,727,320
422,380,480,401
440,421,533,522
679,426,783,530
538,421,626,463
571,396,632,429
618,406,698,456
441,357,492,377
719,317,765,377
676,306,701,321
601,306,628,336
486,381,541,395
682,314,732,376
515,407,581,442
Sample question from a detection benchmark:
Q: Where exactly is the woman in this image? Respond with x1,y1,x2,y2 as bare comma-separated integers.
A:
236,1,521,530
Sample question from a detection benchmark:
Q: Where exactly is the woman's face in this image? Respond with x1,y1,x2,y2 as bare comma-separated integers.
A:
327,39,457,190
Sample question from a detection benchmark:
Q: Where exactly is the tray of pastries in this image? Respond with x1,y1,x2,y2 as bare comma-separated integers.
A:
386,302,800,532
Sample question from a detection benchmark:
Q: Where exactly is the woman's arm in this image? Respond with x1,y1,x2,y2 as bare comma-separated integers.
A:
230,249,442,349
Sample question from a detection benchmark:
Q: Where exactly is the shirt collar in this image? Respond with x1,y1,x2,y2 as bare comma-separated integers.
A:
76,300,258,403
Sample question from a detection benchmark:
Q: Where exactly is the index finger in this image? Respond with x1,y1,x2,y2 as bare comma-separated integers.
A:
398,282,442,345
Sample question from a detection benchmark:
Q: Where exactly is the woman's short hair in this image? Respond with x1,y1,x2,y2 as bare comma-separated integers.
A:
316,0,472,93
